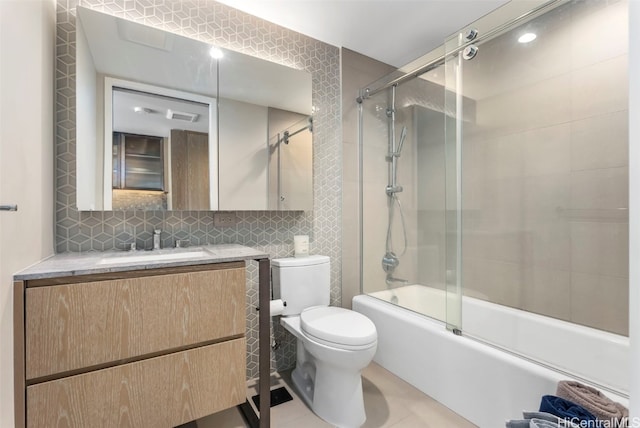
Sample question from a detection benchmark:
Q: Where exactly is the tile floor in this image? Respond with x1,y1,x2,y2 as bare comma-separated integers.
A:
197,363,476,428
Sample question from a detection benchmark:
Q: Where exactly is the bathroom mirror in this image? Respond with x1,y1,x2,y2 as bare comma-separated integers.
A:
75,6,313,211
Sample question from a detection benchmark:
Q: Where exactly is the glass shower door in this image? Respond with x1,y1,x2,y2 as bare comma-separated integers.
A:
360,63,454,326
443,33,464,332
444,0,629,391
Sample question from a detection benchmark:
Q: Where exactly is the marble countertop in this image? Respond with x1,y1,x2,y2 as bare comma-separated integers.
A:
14,244,269,280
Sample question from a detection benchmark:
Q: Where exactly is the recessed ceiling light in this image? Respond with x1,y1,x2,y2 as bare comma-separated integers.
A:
518,33,537,44
209,46,224,59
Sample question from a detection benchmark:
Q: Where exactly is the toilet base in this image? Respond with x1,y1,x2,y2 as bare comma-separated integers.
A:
281,315,376,428
291,365,314,407
290,350,367,428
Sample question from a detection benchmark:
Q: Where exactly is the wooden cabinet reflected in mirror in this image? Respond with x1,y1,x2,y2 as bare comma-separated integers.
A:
112,132,167,211
170,130,210,211
112,133,165,191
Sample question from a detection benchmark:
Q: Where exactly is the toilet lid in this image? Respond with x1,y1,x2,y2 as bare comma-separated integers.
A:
300,306,377,347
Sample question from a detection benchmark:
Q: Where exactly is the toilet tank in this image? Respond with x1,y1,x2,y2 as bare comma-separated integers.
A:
272,255,330,316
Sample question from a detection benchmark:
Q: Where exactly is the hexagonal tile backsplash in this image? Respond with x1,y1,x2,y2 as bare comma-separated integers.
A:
56,0,342,379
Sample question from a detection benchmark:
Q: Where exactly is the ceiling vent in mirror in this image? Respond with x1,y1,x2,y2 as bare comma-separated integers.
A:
117,19,174,52
166,109,200,123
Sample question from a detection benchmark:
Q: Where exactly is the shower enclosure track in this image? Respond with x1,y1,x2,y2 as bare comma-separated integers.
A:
356,0,562,102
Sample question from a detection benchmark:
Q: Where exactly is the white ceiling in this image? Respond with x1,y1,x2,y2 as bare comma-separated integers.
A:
113,89,210,138
215,0,510,67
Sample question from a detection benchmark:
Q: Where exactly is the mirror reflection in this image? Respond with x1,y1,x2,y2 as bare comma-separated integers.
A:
111,86,215,210
76,6,313,211
267,111,313,210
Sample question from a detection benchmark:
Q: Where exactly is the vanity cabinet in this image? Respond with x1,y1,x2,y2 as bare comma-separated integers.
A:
15,262,247,428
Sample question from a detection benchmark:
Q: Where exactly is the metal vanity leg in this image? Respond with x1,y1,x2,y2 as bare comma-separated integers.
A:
258,258,271,428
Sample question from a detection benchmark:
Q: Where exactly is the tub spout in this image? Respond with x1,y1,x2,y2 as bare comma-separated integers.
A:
385,275,408,287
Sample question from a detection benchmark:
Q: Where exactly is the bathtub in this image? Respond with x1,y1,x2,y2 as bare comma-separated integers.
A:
353,285,629,428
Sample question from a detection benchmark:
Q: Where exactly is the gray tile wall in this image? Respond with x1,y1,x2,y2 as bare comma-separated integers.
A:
55,0,341,379
340,48,395,309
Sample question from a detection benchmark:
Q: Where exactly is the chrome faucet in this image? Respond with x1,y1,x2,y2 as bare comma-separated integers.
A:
153,229,161,250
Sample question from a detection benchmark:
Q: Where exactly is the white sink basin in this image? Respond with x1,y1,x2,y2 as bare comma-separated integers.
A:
98,249,212,265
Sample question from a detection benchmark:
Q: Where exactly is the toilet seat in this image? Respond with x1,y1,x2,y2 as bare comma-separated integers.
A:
300,306,377,350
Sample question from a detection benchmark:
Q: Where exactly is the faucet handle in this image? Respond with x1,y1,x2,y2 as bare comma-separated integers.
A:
153,229,162,250
175,239,190,248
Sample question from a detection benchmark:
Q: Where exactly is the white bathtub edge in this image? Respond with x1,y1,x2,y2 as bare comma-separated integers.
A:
353,294,628,428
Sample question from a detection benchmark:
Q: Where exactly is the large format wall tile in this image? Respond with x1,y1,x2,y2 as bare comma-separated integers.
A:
521,267,572,321
570,167,628,211
456,1,629,335
570,111,628,172
571,272,629,335
571,221,629,278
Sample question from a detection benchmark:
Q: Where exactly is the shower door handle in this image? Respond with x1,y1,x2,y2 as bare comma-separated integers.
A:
0,204,17,211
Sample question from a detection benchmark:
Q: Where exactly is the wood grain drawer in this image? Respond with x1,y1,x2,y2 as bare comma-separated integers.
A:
25,267,245,380
26,338,246,428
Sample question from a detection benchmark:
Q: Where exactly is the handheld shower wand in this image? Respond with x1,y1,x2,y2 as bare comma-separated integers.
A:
396,126,407,157
386,126,407,159
382,86,408,284
386,125,407,196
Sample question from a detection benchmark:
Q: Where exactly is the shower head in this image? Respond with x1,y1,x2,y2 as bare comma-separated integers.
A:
396,126,407,156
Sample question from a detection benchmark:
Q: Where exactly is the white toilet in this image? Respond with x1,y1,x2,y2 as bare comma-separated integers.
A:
272,255,377,428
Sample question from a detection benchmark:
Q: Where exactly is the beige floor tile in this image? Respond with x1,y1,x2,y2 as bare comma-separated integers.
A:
271,395,316,426
361,393,413,428
390,412,475,428
361,364,477,428
197,407,248,428
362,363,426,399
361,368,414,427
389,414,435,428
407,399,476,428
196,363,474,428
270,370,318,425
277,413,333,428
